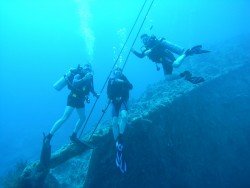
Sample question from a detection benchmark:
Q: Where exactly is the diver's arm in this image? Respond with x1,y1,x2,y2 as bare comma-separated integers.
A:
172,54,186,68
131,49,146,58
72,73,92,87
89,79,99,98
162,40,185,55
122,76,133,90
162,40,187,67
90,88,99,98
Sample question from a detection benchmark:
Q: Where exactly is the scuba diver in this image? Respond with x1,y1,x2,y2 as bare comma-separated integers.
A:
45,63,99,145
107,67,133,173
131,34,210,84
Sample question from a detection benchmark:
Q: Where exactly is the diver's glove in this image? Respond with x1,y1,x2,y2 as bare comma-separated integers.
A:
70,65,83,74
84,72,93,80
93,92,100,98
85,96,90,103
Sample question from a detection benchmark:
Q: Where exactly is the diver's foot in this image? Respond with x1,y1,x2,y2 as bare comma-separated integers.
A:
180,71,192,80
70,132,81,143
187,76,205,84
70,133,94,149
180,71,204,84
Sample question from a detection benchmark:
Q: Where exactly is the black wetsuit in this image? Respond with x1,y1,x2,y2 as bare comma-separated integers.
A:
133,38,184,75
107,75,133,117
67,74,96,108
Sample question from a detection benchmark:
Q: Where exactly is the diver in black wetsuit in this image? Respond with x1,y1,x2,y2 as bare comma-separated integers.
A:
107,66,133,173
131,34,210,84
46,63,99,144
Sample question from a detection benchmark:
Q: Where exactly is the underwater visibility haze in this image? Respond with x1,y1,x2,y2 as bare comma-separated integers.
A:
0,0,250,187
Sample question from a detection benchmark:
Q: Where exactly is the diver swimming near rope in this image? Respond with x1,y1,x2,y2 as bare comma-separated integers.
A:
45,63,99,146
131,34,210,84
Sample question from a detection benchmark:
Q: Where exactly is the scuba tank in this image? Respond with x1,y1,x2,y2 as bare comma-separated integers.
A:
53,71,72,91
53,65,82,91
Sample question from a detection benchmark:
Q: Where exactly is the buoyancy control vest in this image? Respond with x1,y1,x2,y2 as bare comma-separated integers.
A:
145,37,176,63
67,71,93,98
107,75,133,102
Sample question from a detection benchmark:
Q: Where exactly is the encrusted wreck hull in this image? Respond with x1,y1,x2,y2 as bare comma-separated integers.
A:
84,65,250,188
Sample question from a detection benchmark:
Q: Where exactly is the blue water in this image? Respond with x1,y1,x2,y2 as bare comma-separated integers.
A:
0,0,250,176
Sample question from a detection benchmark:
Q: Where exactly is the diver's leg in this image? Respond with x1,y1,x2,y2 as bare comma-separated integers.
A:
119,110,128,134
162,61,182,81
116,103,127,173
50,106,74,135
73,107,86,135
119,102,128,135
172,54,187,68
173,45,210,68
112,117,119,140
112,103,120,140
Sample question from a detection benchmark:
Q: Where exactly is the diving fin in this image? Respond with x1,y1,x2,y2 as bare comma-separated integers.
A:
70,133,95,149
187,76,205,84
116,151,127,174
40,133,52,169
115,139,127,174
185,45,211,56
44,133,52,144
180,71,205,84
180,71,192,80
